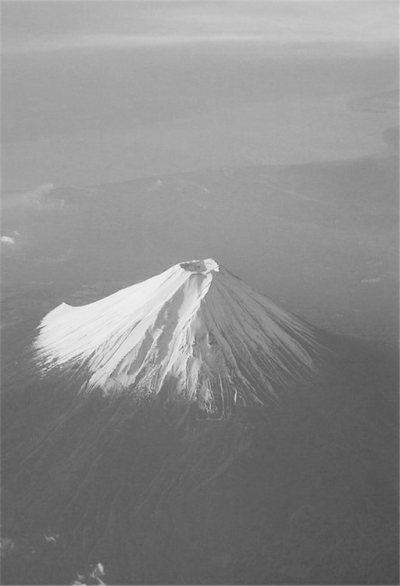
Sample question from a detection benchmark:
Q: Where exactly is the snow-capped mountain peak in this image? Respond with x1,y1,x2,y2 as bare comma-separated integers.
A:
33,259,320,414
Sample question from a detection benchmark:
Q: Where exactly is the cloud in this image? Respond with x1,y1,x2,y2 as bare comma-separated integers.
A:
0,231,21,252
2,1,398,55
19,184,55,210
1,236,17,246
1,184,62,213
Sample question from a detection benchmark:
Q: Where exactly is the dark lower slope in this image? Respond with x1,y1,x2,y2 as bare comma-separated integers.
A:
1,333,398,585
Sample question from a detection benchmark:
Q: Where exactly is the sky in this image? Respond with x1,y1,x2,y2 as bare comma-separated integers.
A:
2,0,398,55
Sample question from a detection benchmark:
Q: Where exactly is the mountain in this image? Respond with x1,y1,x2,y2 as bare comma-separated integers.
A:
1,260,398,586
33,258,320,415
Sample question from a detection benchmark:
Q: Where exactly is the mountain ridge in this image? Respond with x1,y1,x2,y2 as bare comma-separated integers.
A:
33,258,321,415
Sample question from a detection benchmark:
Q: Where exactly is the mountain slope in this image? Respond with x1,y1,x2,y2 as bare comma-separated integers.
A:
33,258,320,415
2,260,397,586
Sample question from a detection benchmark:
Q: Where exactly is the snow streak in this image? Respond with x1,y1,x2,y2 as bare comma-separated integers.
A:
33,259,320,414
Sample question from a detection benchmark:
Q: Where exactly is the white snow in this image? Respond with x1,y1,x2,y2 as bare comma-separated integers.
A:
33,258,320,413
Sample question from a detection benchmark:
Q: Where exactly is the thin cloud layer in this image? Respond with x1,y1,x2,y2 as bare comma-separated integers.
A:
2,1,398,55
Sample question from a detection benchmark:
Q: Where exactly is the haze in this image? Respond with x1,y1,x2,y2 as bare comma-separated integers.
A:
2,0,398,188
1,0,398,343
1,3,399,585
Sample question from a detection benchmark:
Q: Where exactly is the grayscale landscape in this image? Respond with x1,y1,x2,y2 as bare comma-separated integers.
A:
1,2,399,585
